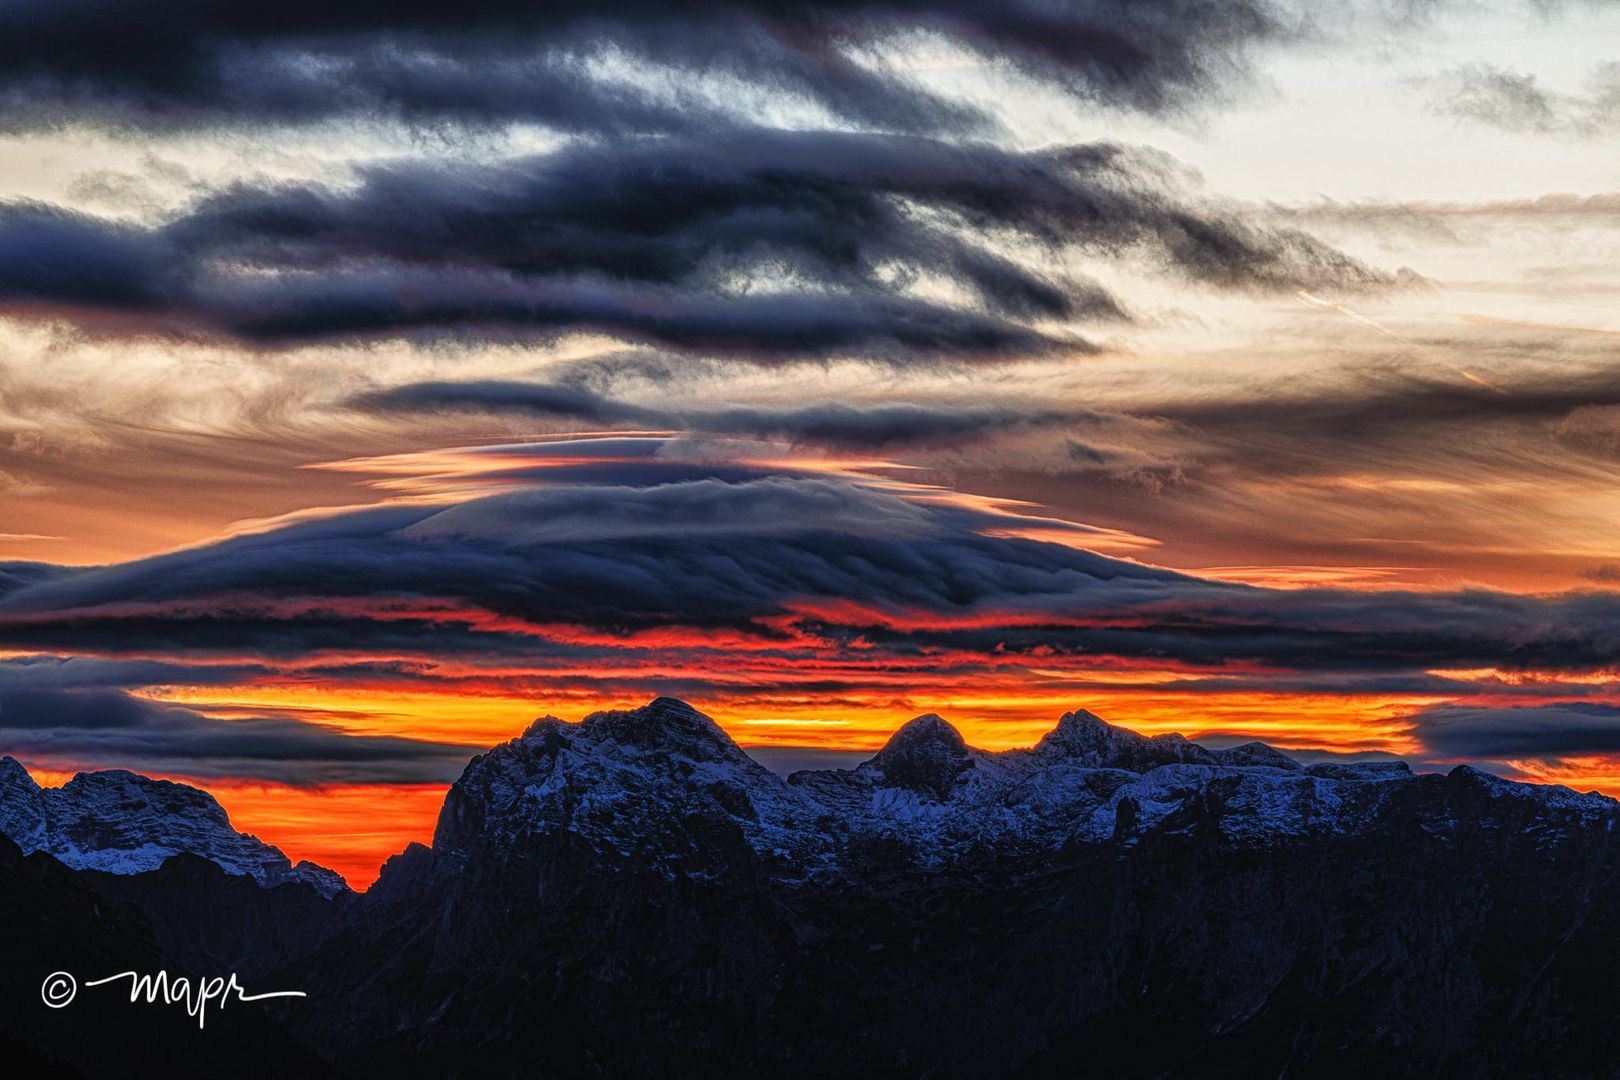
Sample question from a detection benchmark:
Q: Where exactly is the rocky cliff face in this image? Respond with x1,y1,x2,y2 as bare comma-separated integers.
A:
7,698,1620,1077
0,756,347,896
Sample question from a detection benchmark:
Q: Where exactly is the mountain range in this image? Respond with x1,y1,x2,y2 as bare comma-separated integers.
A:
6,697,1620,1077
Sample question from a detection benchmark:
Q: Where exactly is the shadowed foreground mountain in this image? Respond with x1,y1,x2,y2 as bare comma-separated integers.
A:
7,697,1620,1077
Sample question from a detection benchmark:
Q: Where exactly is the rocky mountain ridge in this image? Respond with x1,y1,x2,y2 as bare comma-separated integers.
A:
0,754,347,896
435,697,1616,883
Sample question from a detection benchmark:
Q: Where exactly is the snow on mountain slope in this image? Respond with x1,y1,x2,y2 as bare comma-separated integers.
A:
0,757,347,896
436,697,1619,883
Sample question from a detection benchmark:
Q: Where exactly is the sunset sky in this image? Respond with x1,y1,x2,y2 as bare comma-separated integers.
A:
5,1,1620,885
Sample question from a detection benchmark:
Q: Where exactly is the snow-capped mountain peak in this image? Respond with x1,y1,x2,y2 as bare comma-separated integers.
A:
0,756,347,896
1035,707,1218,770
581,695,756,766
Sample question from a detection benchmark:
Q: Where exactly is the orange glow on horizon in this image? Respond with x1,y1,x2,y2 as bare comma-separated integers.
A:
211,782,447,889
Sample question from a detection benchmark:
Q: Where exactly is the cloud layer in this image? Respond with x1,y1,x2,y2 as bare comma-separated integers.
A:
0,0,1301,135
0,659,478,784
0,132,1385,357
5,449,1619,696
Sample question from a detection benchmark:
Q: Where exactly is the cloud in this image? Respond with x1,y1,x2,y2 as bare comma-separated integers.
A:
3,452,1620,677
678,402,1090,449
399,476,943,543
0,655,272,690
1162,366,1620,455
362,352,1620,464
167,133,1377,297
1424,61,1620,137
355,379,1105,448
1007,359,1620,529
0,1,1305,136
1411,703,1620,760
0,682,478,785
0,207,1054,359
0,132,1387,358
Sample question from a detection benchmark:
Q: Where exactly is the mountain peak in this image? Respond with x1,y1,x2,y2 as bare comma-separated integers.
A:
1036,707,1216,771
0,755,38,792
522,713,564,735
863,713,974,799
60,767,234,829
1035,707,1134,764
1446,763,1507,792
291,859,351,899
1214,741,1301,770
880,713,966,752
0,763,345,892
581,696,751,764
0,756,45,848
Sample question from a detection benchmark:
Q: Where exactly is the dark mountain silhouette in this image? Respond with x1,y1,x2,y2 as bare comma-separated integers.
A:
6,697,1620,1077
0,832,331,1077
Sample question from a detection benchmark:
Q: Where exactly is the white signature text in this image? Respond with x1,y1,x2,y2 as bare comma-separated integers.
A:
41,969,305,1029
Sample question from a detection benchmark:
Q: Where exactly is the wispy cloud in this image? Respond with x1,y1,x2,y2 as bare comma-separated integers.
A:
1423,61,1620,138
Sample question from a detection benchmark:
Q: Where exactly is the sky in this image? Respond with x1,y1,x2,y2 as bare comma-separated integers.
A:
3,0,1620,887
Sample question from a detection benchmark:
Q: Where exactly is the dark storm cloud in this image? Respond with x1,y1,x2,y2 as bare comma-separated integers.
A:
749,746,872,776
0,205,1059,359
0,0,1299,136
170,132,1385,302
356,379,1098,448
0,132,1387,356
1412,703,1620,760
4,467,1620,676
0,475,1183,636
1064,670,1620,698
778,577,1620,672
167,133,1379,297
0,683,479,785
